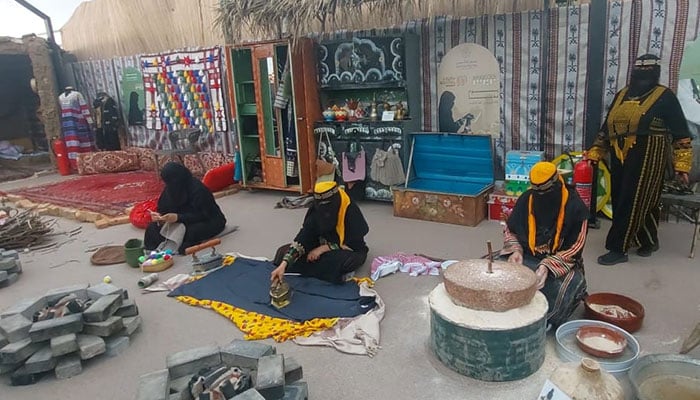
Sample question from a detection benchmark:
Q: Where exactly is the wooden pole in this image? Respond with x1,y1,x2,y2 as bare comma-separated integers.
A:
487,241,493,274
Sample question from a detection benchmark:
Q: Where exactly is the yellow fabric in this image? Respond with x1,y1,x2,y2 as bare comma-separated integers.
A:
527,175,569,254
673,139,693,173
336,188,350,247
314,181,338,194
529,162,558,185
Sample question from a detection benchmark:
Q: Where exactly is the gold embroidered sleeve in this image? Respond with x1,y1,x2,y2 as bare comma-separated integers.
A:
586,132,609,162
672,138,693,173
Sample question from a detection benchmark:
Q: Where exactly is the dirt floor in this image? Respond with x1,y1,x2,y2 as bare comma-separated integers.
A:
0,173,698,400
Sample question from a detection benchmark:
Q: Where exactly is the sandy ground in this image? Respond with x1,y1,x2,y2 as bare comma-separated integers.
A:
0,174,698,400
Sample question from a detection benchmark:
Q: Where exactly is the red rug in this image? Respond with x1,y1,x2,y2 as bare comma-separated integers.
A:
4,171,164,217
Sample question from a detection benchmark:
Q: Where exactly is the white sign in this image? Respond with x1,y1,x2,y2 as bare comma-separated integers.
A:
537,379,572,400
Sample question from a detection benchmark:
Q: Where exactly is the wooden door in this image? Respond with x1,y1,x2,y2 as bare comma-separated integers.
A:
290,38,322,193
252,44,286,188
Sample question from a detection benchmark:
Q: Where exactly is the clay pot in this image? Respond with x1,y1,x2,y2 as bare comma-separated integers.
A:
335,109,348,121
576,325,627,358
550,358,624,400
584,292,645,333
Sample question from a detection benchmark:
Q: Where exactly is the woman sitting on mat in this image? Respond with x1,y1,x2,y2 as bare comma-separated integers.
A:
144,162,226,254
271,181,370,284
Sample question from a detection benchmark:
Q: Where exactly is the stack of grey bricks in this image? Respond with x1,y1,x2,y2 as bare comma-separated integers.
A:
136,339,308,400
0,282,142,385
0,249,22,288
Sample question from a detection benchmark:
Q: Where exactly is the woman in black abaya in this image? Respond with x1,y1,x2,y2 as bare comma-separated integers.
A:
144,162,226,254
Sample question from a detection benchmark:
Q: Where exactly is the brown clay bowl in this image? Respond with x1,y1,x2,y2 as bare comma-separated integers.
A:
576,325,628,358
584,292,645,333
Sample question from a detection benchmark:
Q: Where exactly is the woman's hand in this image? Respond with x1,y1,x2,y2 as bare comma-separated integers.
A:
535,265,548,290
160,213,178,223
271,261,287,283
307,245,328,262
508,251,523,265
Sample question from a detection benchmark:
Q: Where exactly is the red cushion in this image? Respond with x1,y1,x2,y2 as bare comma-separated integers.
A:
130,198,159,229
202,163,235,192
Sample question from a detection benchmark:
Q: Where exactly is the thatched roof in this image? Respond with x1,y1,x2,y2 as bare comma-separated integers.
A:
216,0,548,44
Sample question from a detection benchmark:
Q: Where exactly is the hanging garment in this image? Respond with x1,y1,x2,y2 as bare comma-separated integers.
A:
59,89,94,169
316,130,338,183
342,140,366,182
93,94,121,151
370,145,405,186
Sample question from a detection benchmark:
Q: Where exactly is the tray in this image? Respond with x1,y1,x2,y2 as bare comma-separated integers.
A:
555,319,639,376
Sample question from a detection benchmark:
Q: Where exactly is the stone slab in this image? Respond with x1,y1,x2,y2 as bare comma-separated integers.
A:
0,314,32,343
29,313,83,343
83,294,123,322
255,355,285,400
0,361,20,375
118,315,142,336
8,261,22,274
55,355,82,379
45,284,89,305
51,333,79,357
114,299,139,317
1,250,19,260
105,335,129,357
87,283,124,300
0,258,16,271
0,270,7,282
10,366,40,386
283,356,303,384
0,333,6,349
76,334,105,360
0,273,19,287
232,389,266,400
1,296,48,320
167,374,192,394
166,345,221,379
220,339,275,369
283,381,309,400
24,345,56,374
136,369,169,400
82,316,123,337
0,338,42,364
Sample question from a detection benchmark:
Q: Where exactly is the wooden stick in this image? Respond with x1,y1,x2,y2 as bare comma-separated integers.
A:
487,241,493,274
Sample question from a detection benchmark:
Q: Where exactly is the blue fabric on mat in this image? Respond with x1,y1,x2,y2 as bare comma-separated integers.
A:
168,257,376,322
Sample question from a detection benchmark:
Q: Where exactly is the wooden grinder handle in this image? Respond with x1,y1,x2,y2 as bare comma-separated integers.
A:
487,241,493,274
185,238,221,255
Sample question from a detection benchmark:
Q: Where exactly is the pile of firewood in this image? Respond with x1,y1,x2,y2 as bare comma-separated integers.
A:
0,207,55,249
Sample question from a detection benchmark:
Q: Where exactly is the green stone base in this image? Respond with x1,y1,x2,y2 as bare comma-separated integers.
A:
430,308,546,381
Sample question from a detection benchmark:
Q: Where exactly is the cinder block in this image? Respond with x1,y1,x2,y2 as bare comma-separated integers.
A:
82,316,123,337
87,283,123,300
0,338,42,364
83,294,123,322
255,355,285,400
232,389,266,399
282,381,308,400
166,345,221,379
76,334,105,360
136,369,169,400
0,273,19,287
220,339,275,369
29,313,83,343
0,314,32,343
45,284,89,305
114,299,139,317
24,345,56,374
283,356,303,384
105,335,129,357
10,366,41,386
55,355,82,379
118,315,142,336
51,333,79,357
1,296,48,320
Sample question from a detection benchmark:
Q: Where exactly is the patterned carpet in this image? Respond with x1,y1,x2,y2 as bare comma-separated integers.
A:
4,171,164,216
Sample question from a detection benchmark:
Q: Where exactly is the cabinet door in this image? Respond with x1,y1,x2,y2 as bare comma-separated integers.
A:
252,44,286,188
290,38,322,193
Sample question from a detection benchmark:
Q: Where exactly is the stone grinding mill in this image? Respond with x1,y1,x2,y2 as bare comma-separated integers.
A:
429,242,548,381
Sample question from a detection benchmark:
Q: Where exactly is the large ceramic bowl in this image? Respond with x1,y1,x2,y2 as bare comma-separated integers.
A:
576,325,627,358
629,354,700,400
584,292,645,333
556,319,639,376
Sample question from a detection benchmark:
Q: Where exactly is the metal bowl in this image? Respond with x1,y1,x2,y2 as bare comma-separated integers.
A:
555,319,640,376
629,354,700,400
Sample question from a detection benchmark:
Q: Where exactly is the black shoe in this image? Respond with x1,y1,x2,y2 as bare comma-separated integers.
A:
636,242,659,257
597,251,628,266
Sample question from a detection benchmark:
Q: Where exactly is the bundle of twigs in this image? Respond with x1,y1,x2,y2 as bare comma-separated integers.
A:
0,207,56,250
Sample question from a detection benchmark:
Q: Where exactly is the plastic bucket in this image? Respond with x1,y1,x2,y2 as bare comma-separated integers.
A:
124,239,144,268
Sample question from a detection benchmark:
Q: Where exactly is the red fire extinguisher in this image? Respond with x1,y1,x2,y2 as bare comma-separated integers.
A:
52,137,72,176
573,154,593,209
